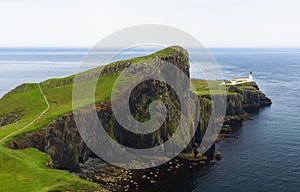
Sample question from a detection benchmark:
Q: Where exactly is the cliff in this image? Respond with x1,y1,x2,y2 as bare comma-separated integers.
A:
7,46,196,171
3,46,271,173
227,82,272,108
193,80,271,121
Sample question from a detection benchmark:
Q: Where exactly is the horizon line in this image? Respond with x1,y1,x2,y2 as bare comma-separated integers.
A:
1,46,300,49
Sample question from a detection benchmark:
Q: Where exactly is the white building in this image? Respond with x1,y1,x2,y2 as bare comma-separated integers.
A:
230,72,253,85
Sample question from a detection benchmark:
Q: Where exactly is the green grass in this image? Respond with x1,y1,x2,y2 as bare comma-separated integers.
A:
0,147,100,192
0,84,46,141
191,79,255,96
0,84,44,125
191,79,229,95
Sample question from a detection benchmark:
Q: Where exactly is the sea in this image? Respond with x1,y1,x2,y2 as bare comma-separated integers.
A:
0,47,299,192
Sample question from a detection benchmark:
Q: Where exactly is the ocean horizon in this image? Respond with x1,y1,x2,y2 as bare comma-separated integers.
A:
2,46,300,97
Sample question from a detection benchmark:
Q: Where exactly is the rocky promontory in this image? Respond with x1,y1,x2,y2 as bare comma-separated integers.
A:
2,46,272,191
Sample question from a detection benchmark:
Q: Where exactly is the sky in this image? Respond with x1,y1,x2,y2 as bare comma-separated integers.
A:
0,0,299,48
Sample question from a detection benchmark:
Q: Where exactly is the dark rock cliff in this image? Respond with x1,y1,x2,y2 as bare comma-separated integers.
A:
227,82,272,108
9,114,94,172
9,48,196,171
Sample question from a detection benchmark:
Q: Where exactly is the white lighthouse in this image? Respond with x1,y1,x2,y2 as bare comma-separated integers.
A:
229,72,254,85
249,72,253,82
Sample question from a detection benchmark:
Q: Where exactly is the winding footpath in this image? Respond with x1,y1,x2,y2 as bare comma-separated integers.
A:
0,84,50,144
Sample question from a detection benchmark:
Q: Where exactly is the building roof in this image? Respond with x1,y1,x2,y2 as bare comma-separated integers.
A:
232,77,249,80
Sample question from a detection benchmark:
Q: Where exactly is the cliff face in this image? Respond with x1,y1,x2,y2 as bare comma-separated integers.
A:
227,82,272,108
9,114,94,172
223,82,272,123
9,47,196,171
8,48,271,172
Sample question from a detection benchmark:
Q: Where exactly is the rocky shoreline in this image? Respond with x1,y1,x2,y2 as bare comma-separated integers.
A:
79,155,213,192
76,113,250,192
76,101,271,192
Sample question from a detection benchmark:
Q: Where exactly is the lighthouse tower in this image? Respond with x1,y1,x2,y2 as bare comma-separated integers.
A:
249,72,253,81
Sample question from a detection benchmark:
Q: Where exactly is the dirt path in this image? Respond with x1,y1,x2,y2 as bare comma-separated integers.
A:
0,84,50,144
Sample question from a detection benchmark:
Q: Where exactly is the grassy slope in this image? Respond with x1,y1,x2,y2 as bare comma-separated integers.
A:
0,75,119,191
0,46,187,191
191,79,227,95
0,147,99,192
191,79,254,96
0,80,117,191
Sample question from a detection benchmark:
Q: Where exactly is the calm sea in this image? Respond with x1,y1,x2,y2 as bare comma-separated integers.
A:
0,47,299,191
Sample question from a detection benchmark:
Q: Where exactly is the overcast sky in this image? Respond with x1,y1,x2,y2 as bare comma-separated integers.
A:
0,0,299,47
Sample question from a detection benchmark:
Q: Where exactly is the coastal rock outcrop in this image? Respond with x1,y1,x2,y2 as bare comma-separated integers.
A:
227,82,272,108
8,47,272,173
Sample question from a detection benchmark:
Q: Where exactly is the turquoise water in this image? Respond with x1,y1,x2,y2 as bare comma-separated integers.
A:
0,48,299,191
